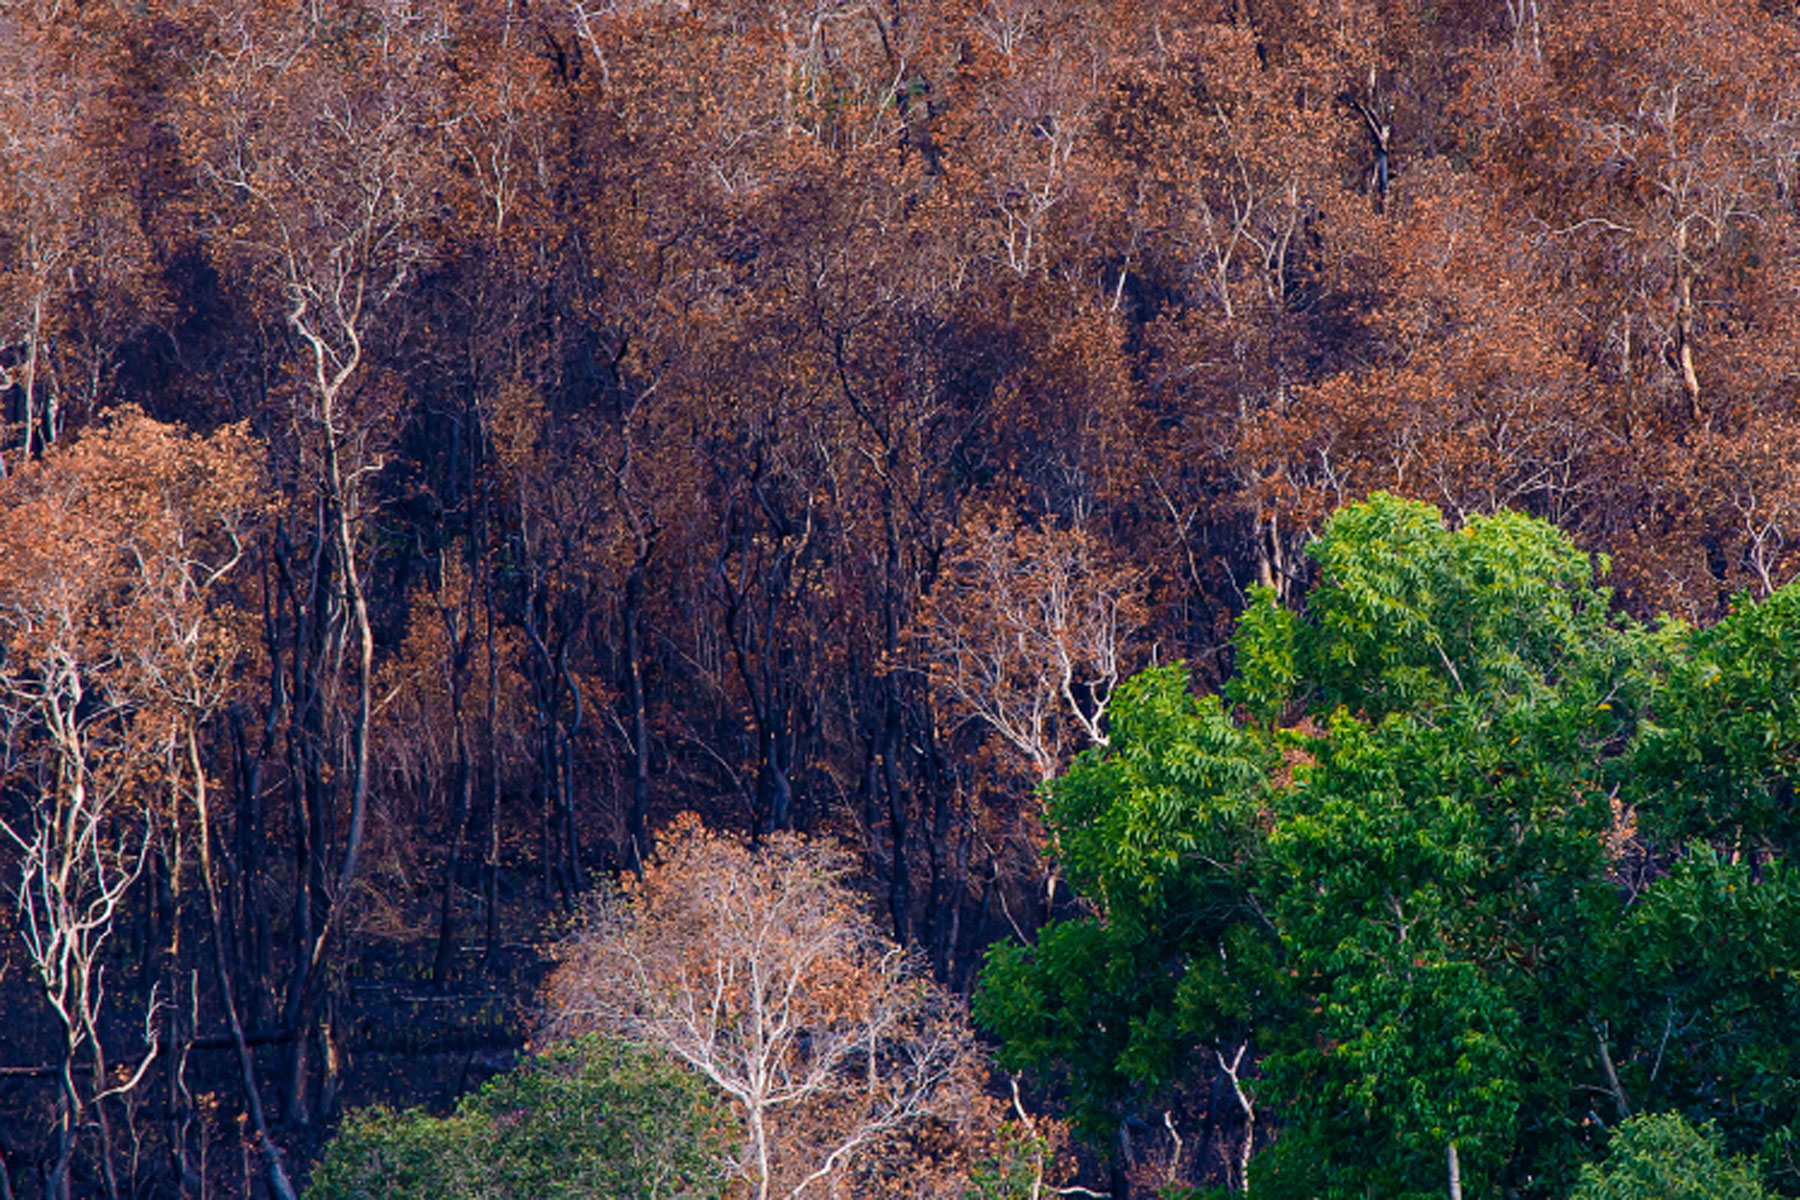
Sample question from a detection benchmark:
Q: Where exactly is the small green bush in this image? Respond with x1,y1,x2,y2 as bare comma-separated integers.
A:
307,1036,728,1200
1570,1113,1768,1200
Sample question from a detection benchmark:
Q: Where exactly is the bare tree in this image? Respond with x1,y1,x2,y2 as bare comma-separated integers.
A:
0,660,157,1200
181,0,449,1129
545,815,986,1200
0,3,157,473
917,511,1145,781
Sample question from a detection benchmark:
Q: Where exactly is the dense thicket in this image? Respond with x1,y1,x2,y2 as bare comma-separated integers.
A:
0,0,1796,1195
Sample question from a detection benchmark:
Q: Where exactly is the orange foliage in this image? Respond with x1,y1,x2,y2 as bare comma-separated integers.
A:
544,814,1028,1199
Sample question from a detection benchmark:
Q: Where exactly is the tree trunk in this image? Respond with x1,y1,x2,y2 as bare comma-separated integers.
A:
623,554,653,873
192,727,301,1200
750,1104,773,1200
559,646,585,896
47,1029,78,1200
881,700,911,945
484,570,503,958
1674,229,1703,424
433,717,472,990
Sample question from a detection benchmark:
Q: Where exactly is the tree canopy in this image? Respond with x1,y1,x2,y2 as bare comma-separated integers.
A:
978,494,1800,1197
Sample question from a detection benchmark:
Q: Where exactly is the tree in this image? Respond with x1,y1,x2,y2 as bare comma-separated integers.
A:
973,664,1274,1190
1464,0,1800,613
918,511,1146,784
544,815,992,1200
373,555,532,986
1627,582,1800,853
1570,1113,1769,1200
178,0,451,1130
0,449,160,1200
1257,495,1658,1197
307,1036,729,1200
0,409,260,1200
16,0,1800,1192
0,2,158,470
978,495,1800,1197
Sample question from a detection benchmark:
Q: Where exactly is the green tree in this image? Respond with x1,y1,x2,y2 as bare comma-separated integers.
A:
1629,584,1800,852
306,1037,728,1200
1250,497,1651,1197
1571,1113,1770,1200
974,665,1276,1147
978,495,1800,1197
1595,851,1800,1163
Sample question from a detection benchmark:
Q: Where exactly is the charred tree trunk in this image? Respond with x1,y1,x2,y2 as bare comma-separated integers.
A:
432,714,473,990
482,502,503,960
881,700,912,946
192,725,300,1200
622,549,654,873
559,641,586,897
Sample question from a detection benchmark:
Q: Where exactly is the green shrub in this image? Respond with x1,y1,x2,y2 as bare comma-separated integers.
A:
1571,1113,1768,1200
307,1036,728,1200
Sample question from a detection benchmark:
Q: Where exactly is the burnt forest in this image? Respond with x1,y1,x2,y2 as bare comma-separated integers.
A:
2,0,1800,1196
